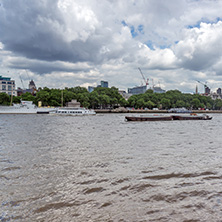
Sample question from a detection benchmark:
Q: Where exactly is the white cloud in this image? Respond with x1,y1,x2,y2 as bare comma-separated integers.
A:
1,0,222,93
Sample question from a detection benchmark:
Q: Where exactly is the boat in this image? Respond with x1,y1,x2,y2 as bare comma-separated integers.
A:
125,115,173,121
0,101,56,114
50,107,96,115
171,113,212,120
125,113,212,121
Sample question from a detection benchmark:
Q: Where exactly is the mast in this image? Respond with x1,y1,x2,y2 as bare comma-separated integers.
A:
10,86,13,106
61,89,63,107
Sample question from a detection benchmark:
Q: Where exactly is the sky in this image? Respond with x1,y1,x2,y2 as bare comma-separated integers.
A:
1,0,222,93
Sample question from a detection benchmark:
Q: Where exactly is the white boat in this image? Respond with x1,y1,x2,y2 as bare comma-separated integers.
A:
0,101,57,114
51,107,96,115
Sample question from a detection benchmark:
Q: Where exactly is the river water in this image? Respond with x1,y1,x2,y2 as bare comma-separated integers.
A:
0,113,222,221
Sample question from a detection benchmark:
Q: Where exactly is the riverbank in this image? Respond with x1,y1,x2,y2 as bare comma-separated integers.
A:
95,109,222,113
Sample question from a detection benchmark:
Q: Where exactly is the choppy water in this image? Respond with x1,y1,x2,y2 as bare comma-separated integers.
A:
0,113,222,221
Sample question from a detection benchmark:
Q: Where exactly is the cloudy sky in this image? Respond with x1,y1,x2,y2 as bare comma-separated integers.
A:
1,0,222,93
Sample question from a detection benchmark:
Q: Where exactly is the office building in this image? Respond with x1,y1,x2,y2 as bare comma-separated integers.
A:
0,75,17,96
101,81,108,88
128,85,147,95
88,86,95,93
153,86,166,93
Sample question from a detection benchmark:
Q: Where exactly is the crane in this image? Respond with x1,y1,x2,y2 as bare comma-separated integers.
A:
19,74,25,89
138,68,149,86
196,80,210,94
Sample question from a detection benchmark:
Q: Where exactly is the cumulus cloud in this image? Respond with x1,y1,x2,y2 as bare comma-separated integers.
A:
1,0,222,92
174,22,222,72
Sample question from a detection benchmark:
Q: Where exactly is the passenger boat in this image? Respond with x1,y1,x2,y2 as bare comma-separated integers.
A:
171,114,212,120
125,115,173,121
0,101,56,114
51,107,96,115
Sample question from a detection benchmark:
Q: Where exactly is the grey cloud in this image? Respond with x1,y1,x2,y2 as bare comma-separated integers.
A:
7,58,90,75
0,0,109,64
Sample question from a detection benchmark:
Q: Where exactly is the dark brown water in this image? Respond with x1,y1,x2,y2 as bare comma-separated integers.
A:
0,113,222,221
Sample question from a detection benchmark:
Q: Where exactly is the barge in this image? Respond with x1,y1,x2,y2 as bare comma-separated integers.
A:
125,115,173,121
171,114,212,120
125,114,212,121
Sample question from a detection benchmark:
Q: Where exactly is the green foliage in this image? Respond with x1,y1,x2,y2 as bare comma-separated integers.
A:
214,99,222,110
0,93,10,105
125,89,217,110
1,86,221,110
160,98,171,109
21,92,35,102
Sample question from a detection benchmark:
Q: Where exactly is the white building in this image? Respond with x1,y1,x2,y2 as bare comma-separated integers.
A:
0,75,17,96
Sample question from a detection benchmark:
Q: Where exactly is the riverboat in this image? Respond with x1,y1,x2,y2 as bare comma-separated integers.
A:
51,107,96,115
125,115,173,121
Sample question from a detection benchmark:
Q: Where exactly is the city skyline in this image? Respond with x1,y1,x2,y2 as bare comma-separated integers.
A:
1,0,222,93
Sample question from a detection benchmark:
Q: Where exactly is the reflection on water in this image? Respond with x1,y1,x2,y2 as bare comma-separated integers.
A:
1,113,222,221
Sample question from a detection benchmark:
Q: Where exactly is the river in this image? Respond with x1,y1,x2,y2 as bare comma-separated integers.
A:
0,113,222,221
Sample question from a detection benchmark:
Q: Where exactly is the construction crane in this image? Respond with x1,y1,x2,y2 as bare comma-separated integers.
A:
196,80,210,94
138,67,149,86
19,74,25,89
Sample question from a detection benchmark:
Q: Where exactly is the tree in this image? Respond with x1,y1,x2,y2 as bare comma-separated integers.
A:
146,100,155,109
119,98,128,107
99,94,110,108
21,92,35,101
36,90,50,106
127,96,137,107
175,100,185,108
160,98,171,109
0,93,10,105
89,91,99,109
191,98,201,109
136,98,145,108
214,99,222,110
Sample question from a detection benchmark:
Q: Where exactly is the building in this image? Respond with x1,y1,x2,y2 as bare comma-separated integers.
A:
17,80,37,96
205,86,210,95
88,80,109,92
88,86,95,93
0,75,17,96
128,85,147,95
29,79,36,90
101,80,108,88
118,90,132,100
153,86,166,93
217,88,221,95
66,99,80,107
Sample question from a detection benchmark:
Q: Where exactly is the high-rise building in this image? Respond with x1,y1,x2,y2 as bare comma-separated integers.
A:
101,81,108,88
217,88,221,95
0,75,17,96
88,86,95,93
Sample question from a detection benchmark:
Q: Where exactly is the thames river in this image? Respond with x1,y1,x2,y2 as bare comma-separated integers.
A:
1,113,222,221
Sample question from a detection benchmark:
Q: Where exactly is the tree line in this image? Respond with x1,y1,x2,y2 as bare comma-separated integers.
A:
1,87,222,110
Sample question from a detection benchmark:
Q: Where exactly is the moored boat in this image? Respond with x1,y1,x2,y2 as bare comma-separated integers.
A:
125,113,212,121
171,114,212,120
0,101,56,114
125,115,173,121
50,107,96,115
